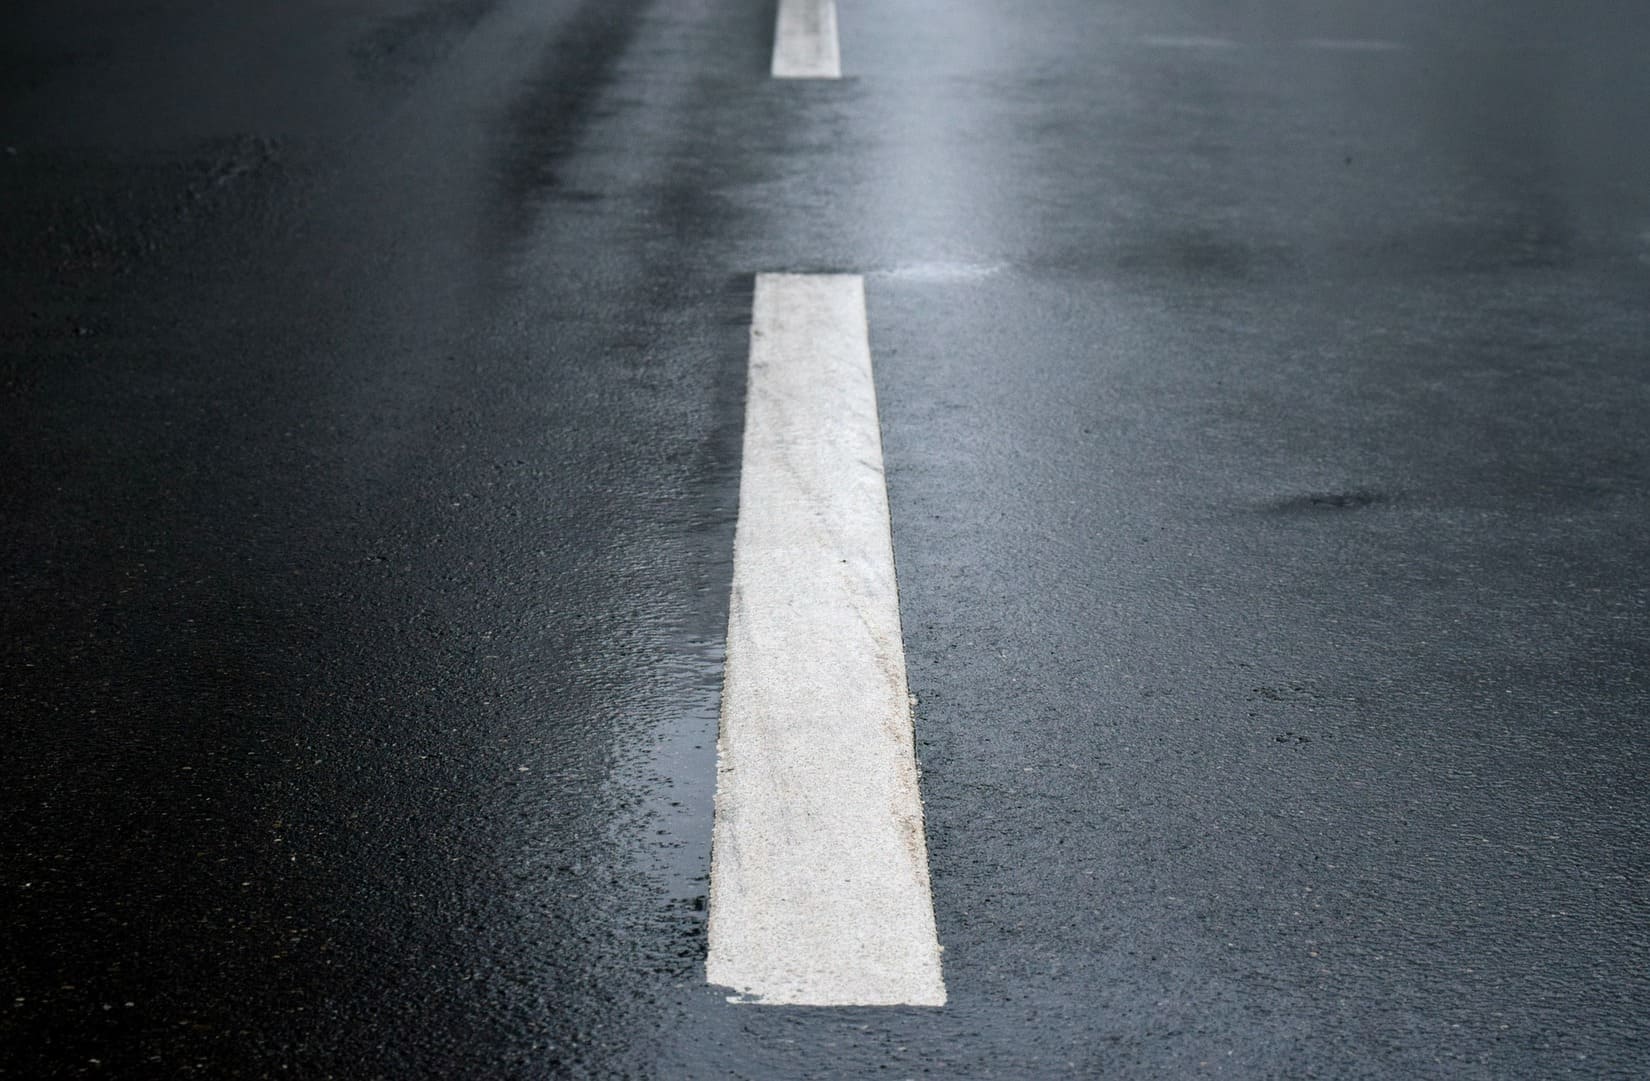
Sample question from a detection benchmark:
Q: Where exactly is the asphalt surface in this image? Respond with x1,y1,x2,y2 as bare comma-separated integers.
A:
3,0,1649,1077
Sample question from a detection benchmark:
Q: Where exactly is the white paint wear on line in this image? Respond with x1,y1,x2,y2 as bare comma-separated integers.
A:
772,0,841,79
705,274,946,1007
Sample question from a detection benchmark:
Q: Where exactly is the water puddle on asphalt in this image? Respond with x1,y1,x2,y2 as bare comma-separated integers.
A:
609,625,724,905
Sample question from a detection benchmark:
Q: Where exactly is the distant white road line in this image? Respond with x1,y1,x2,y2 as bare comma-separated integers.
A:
1139,34,1239,49
772,0,841,79
705,274,945,1007
1300,38,1406,51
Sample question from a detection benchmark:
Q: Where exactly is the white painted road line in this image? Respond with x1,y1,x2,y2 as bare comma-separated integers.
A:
705,274,945,1007
1139,34,1240,50
772,0,841,79
1300,38,1406,51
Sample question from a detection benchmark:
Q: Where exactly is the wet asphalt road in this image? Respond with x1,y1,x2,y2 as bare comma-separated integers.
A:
4,0,1649,1076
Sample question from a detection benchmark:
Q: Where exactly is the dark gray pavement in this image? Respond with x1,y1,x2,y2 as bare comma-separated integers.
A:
3,0,1648,1076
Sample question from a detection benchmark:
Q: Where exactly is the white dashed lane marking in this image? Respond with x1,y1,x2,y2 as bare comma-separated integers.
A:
772,0,841,79
704,274,945,1007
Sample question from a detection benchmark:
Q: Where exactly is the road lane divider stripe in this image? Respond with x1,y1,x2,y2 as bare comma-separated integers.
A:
772,0,841,79
1300,38,1406,51
705,274,946,1007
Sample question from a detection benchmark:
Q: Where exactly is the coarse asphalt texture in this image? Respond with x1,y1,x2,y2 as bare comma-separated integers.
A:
3,0,1648,1077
